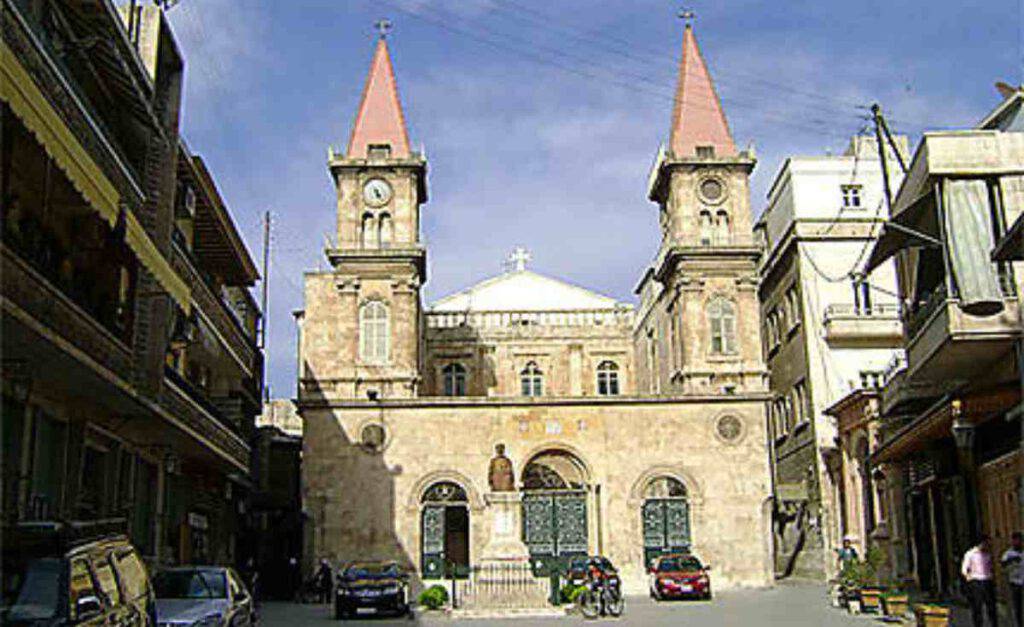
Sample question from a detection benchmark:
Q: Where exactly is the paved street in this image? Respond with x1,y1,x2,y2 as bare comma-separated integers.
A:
259,583,893,626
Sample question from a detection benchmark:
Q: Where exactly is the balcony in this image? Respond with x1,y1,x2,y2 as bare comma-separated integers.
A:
822,303,902,346
1,242,133,383
161,367,249,470
902,287,1021,388
170,240,258,378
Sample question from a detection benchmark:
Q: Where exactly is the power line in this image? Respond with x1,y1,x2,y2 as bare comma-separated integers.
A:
376,0,861,140
491,0,869,118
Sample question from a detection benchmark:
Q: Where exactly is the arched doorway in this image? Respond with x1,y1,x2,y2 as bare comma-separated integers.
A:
641,476,691,568
521,449,589,574
420,481,470,579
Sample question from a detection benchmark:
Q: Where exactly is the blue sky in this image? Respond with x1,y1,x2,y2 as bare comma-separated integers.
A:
166,0,1021,399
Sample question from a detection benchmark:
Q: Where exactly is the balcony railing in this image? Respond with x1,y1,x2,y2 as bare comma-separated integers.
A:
170,241,258,375
160,367,249,469
823,303,901,321
1,243,133,383
426,309,634,330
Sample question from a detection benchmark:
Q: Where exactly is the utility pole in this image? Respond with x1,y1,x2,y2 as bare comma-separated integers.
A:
870,104,896,217
259,211,271,402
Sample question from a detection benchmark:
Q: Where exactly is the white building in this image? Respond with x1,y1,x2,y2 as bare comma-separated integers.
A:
755,135,907,578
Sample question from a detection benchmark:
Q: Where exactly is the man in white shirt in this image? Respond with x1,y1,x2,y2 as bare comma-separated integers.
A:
1001,532,1023,627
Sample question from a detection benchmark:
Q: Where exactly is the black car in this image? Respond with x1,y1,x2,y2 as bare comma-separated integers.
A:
334,561,411,620
1,519,157,626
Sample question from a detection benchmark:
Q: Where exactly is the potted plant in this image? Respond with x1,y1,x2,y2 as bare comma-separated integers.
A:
418,584,449,611
857,546,888,613
882,589,910,618
913,603,950,627
838,560,870,614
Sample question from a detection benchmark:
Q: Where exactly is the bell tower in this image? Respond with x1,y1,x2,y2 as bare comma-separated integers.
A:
640,19,765,395
308,27,427,400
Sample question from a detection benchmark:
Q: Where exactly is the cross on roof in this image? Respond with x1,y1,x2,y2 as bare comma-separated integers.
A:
507,247,532,272
678,8,695,25
374,18,393,39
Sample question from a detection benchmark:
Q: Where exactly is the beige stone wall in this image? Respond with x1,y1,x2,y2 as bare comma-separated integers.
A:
300,263,422,399
422,323,635,397
301,397,773,593
334,166,423,249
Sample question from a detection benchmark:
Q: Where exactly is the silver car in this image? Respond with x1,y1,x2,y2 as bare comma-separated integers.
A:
153,567,256,627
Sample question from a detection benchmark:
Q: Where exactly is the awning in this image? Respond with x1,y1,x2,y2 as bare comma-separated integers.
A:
1,39,190,312
863,194,940,274
993,211,1024,262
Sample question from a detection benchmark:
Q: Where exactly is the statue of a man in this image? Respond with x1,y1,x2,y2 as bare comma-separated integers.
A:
488,443,515,492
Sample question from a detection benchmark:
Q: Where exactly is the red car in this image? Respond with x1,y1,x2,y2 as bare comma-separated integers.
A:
648,554,712,600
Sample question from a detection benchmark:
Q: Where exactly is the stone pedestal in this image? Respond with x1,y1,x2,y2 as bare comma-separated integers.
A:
455,491,548,612
481,491,531,561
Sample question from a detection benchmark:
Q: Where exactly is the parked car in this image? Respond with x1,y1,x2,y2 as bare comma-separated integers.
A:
153,566,256,627
1,519,156,626
648,554,712,600
334,561,411,620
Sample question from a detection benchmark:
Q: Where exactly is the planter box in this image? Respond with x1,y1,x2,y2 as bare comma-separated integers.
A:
861,588,883,612
848,599,862,615
914,604,950,627
883,595,910,618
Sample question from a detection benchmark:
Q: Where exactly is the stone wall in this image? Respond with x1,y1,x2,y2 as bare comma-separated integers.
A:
301,396,773,594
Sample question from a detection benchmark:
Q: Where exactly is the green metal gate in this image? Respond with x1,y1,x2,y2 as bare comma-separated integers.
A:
522,491,587,576
421,505,446,579
642,499,691,568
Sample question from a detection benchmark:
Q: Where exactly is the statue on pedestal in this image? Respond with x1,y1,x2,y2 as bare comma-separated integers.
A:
488,443,515,492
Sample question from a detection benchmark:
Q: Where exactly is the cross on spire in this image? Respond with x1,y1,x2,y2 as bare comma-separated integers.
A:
678,8,695,26
507,247,532,272
374,18,392,39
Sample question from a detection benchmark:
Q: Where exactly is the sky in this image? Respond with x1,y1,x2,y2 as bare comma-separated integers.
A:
165,0,1022,400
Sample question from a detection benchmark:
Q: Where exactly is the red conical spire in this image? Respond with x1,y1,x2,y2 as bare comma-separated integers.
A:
668,24,736,158
346,36,411,159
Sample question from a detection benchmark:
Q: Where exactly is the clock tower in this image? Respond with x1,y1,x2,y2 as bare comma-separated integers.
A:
303,32,427,400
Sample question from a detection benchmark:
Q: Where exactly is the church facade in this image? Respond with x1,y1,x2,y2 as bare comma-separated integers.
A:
297,24,773,593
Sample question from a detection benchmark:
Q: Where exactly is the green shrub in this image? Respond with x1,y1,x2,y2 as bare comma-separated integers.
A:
560,583,587,603
418,584,449,610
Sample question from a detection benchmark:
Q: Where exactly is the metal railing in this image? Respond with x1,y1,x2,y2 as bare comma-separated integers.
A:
455,563,550,610
822,303,901,321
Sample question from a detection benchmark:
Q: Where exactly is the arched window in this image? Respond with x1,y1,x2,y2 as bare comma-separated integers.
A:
699,210,713,246
708,298,737,355
421,481,468,504
596,361,620,396
378,213,393,248
714,210,730,245
361,212,376,249
359,301,389,364
520,361,543,397
442,363,467,397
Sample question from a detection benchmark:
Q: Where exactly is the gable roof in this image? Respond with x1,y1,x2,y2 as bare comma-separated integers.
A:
429,270,626,312
668,25,736,158
346,37,411,158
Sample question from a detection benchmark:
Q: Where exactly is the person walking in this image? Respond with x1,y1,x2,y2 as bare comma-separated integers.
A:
315,558,334,604
836,537,859,572
963,535,999,627
1001,532,1024,627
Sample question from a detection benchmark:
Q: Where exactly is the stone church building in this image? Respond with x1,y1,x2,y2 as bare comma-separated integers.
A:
297,24,773,593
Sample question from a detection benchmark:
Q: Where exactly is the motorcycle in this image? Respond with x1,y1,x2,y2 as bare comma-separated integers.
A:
575,565,624,619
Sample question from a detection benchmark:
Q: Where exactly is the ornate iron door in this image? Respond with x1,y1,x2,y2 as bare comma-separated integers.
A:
522,492,587,575
421,505,445,579
642,499,690,568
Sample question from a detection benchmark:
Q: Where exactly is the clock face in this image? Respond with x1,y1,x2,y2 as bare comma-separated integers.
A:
363,178,392,207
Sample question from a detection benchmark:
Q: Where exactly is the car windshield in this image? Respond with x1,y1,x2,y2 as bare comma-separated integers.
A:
1,557,62,622
153,570,227,599
343,564,399,580
658,557,703,572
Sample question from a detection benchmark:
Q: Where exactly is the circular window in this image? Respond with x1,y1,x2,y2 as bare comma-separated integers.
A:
360,423,386,452
699,178,726,204
715,415,744,443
